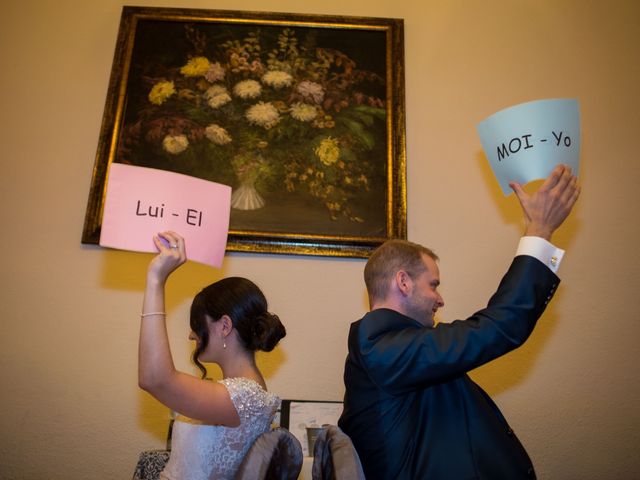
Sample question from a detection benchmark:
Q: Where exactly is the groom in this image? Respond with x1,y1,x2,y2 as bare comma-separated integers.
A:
338,165,580,479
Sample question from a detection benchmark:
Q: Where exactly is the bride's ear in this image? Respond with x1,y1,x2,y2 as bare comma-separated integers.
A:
219,314,234,336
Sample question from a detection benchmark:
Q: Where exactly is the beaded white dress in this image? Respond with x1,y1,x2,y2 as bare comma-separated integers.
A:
159,377,280,480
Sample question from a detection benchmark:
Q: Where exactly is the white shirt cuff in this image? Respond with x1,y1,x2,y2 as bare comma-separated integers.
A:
516,236,565,274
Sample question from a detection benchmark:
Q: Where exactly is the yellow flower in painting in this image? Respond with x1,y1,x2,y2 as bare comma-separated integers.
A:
315,137,340,166
148,81,175,105
180,56,211,77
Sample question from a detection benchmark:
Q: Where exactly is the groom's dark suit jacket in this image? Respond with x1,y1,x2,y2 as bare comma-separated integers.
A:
338,255,559,479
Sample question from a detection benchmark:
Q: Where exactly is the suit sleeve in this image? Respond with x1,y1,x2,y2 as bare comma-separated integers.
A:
358,255,560,395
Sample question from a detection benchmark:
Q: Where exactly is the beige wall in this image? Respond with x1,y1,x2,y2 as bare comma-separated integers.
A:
1,0,639,478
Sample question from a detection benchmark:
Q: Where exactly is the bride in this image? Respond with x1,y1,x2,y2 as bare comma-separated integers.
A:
138,231,286,479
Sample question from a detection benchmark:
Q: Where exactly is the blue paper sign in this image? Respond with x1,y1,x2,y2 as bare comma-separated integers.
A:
477,98,580,195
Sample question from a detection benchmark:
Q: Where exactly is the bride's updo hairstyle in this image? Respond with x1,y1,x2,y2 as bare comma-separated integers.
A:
189,277,286,377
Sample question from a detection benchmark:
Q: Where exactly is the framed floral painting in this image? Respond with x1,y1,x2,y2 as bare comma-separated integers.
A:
82,6,406,257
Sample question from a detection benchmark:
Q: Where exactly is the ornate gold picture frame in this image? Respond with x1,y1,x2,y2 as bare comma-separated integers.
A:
82,6,406,257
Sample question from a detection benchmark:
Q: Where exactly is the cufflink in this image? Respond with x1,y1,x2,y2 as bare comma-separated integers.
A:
550,256,558,267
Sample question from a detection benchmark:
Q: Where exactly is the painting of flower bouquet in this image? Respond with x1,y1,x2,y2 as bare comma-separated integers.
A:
82,6,406,257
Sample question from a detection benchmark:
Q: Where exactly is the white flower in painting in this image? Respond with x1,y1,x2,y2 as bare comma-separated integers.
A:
290,102,318,122
245,102,281,130
262,70,293,89
297,80,324,104
204,85,231,109
207,93,232,109
204,85,228,98
205,124,232,145
162,134,189,154
233,79,262,99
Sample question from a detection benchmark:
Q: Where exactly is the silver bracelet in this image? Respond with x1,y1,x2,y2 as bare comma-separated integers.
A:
140,312,166,318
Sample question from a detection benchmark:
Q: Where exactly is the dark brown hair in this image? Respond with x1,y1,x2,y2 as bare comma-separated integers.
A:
189,277,286,378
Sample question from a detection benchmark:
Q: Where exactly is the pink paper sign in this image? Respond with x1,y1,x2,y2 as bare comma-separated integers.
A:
99,163,231,267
